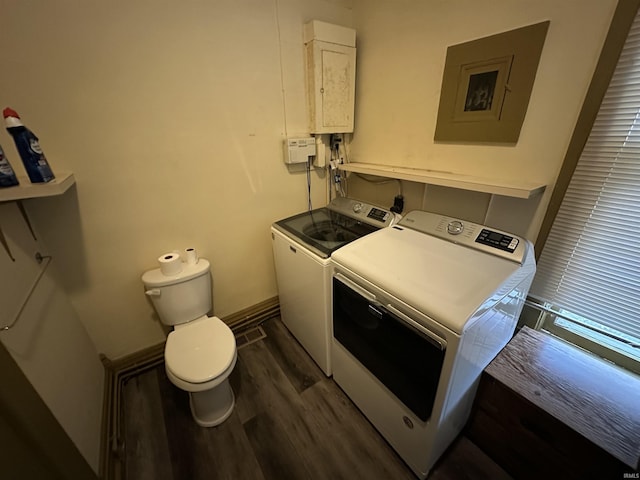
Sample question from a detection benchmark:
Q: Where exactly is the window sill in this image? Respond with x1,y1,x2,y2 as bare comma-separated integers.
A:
521,299,640,376
485,326,640,470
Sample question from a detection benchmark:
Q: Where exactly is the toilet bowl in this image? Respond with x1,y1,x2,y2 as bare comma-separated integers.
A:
142,257,237,427
164,315,237,427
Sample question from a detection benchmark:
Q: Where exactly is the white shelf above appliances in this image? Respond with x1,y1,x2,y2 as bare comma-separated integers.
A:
338,162,545,199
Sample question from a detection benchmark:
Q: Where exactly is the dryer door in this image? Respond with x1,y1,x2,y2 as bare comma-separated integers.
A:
333,275,446,421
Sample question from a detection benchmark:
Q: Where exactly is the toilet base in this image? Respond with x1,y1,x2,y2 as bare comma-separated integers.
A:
188,378,235,427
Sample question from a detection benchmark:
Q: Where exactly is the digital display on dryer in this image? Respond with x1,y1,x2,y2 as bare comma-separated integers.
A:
476,228,519,252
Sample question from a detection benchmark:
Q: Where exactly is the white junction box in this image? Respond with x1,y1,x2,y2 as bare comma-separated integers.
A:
284,137,317,164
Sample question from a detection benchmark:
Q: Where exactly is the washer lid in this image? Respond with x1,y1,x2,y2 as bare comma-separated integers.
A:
165,316,236,384
273,207,379,259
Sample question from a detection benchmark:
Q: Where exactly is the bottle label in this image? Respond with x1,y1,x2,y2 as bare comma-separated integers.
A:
0,160,14,175
9,128,54,183
29,138,44,154
0,150,14,175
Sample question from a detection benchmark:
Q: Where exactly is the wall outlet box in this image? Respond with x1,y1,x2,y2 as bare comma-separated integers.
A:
313,135,327,168
284,137,316,164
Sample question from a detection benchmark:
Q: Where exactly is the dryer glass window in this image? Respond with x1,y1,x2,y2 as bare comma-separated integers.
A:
333,277,446,421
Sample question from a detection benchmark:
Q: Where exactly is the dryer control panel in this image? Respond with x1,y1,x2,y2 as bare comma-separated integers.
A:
398,211,529,264
476,228,519,252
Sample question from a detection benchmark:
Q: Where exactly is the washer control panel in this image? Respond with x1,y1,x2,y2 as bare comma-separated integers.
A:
447,220,464,235
398,211,528,264
367,207,392,223
328,197,397,228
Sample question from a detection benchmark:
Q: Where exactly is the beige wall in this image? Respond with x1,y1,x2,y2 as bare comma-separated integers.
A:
348,0,617,240
0,0,353,359
0,1,619,466
0,0,617,363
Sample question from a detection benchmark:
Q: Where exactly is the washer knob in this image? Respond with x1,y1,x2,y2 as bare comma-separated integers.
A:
447,220,464,235
353,202,363,213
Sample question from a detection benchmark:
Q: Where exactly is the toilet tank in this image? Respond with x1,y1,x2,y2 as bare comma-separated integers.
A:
142,259,212,326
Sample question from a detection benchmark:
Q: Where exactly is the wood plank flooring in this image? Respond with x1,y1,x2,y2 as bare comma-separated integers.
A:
122,317,512,480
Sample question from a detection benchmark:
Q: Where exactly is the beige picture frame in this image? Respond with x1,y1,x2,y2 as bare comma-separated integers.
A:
434,21,550,144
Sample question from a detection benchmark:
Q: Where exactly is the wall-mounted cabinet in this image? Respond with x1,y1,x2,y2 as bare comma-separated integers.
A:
305,21,356,134
339,162,545,199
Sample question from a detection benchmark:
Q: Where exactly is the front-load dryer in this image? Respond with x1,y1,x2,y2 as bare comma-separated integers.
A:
330,210,536,478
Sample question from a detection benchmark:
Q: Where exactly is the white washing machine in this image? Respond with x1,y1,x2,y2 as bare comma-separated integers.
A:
330,210,536,478
271,197,397,376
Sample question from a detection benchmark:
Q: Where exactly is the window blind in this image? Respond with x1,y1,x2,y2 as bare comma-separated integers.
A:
529,9,640,352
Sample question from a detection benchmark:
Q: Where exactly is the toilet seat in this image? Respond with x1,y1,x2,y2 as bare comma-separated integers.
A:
165,315,236,386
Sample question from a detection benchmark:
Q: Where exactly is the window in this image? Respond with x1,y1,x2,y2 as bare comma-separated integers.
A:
527,3,640,374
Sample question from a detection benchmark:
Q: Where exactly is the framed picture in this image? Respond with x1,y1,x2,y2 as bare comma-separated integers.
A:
453,56,513,122
434,21,549,144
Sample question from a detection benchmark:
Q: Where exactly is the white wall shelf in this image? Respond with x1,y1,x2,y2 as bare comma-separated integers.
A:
339,162,546,199
0,172,75,260
0,172,75,202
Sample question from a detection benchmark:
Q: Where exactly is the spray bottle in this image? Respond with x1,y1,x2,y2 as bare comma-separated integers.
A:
0,144,19,187
3,107,55,183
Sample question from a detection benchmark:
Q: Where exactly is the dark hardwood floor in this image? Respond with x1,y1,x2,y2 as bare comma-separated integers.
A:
122,317,512,480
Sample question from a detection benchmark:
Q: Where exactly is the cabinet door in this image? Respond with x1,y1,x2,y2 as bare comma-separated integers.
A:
307,40,356,133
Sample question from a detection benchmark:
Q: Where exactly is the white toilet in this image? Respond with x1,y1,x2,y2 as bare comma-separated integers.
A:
142,258,237,427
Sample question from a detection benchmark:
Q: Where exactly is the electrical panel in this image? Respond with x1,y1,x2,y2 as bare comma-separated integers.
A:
304,21,356,134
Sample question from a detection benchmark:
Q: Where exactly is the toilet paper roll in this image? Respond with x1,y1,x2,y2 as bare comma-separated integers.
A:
158,253,183,276
184,247,198,265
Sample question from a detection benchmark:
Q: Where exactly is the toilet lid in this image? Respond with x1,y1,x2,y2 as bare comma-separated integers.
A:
165,316,236,384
